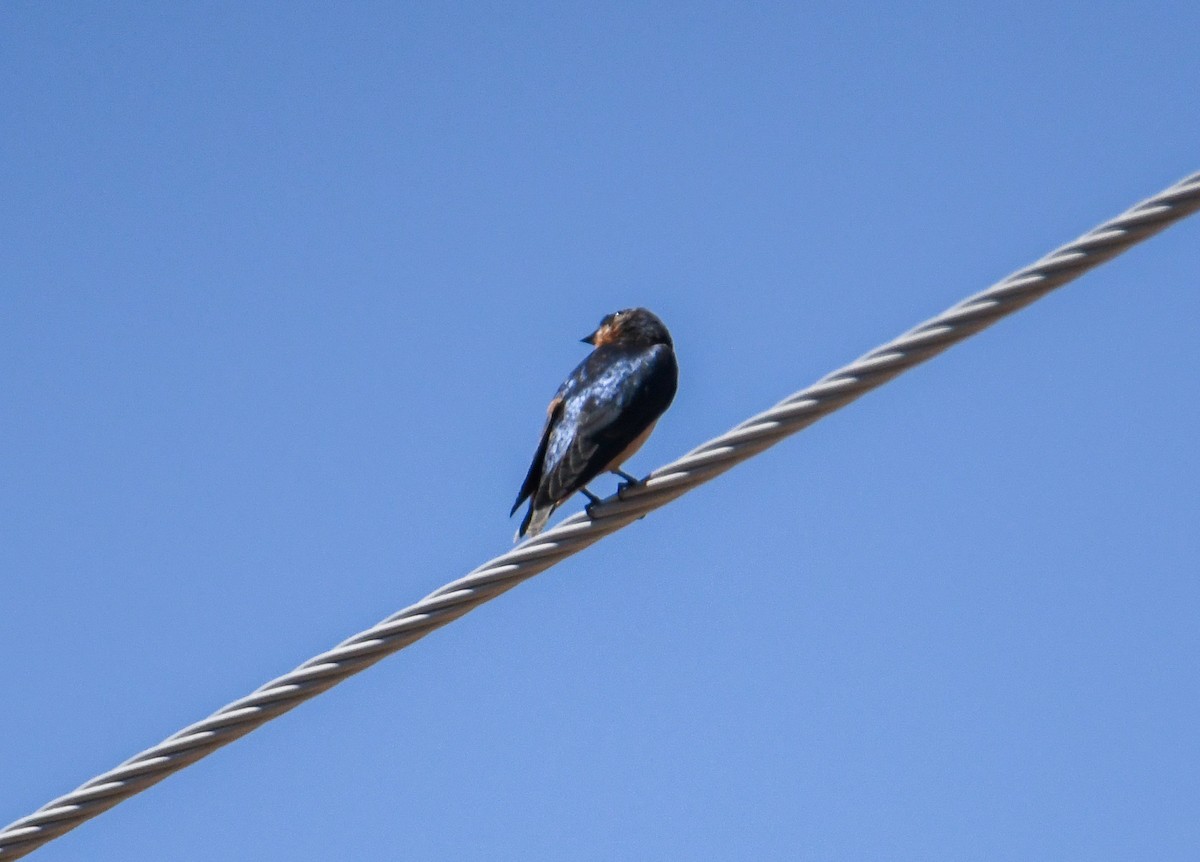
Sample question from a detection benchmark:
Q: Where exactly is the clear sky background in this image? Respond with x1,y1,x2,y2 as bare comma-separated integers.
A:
2,3,1198,860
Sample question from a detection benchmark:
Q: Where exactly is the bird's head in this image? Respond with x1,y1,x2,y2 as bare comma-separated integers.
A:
582,308,673,349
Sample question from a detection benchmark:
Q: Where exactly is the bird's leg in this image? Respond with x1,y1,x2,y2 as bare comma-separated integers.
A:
579,486,602,516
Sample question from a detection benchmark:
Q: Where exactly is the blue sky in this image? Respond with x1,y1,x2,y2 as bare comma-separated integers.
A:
2,3,1198,859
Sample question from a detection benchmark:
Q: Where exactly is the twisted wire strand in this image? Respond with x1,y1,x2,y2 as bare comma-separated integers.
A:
3,171,1198,859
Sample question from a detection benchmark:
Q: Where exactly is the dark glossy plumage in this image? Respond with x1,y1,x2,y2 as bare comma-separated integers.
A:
511,308,678,539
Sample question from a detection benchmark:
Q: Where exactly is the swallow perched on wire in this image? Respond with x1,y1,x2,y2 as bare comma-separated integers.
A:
511,308,678,540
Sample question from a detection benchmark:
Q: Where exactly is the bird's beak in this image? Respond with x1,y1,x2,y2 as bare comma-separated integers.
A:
581,331,597,345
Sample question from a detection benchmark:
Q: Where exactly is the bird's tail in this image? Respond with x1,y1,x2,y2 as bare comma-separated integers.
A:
515,501,556,542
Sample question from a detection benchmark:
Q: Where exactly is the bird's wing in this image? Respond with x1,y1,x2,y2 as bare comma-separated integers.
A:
540,394,621,503
541,345,676,504
510,394,565,516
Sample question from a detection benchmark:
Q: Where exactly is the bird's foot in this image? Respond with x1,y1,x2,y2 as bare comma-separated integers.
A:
612,468,642,497
579,486,602,516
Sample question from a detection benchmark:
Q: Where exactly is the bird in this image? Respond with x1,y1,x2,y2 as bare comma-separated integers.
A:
511,308,678,540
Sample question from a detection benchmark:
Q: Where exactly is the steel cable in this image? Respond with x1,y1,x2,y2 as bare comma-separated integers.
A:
2,170,1198,859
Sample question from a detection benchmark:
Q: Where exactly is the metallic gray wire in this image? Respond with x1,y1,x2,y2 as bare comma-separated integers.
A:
3,171,1198,860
